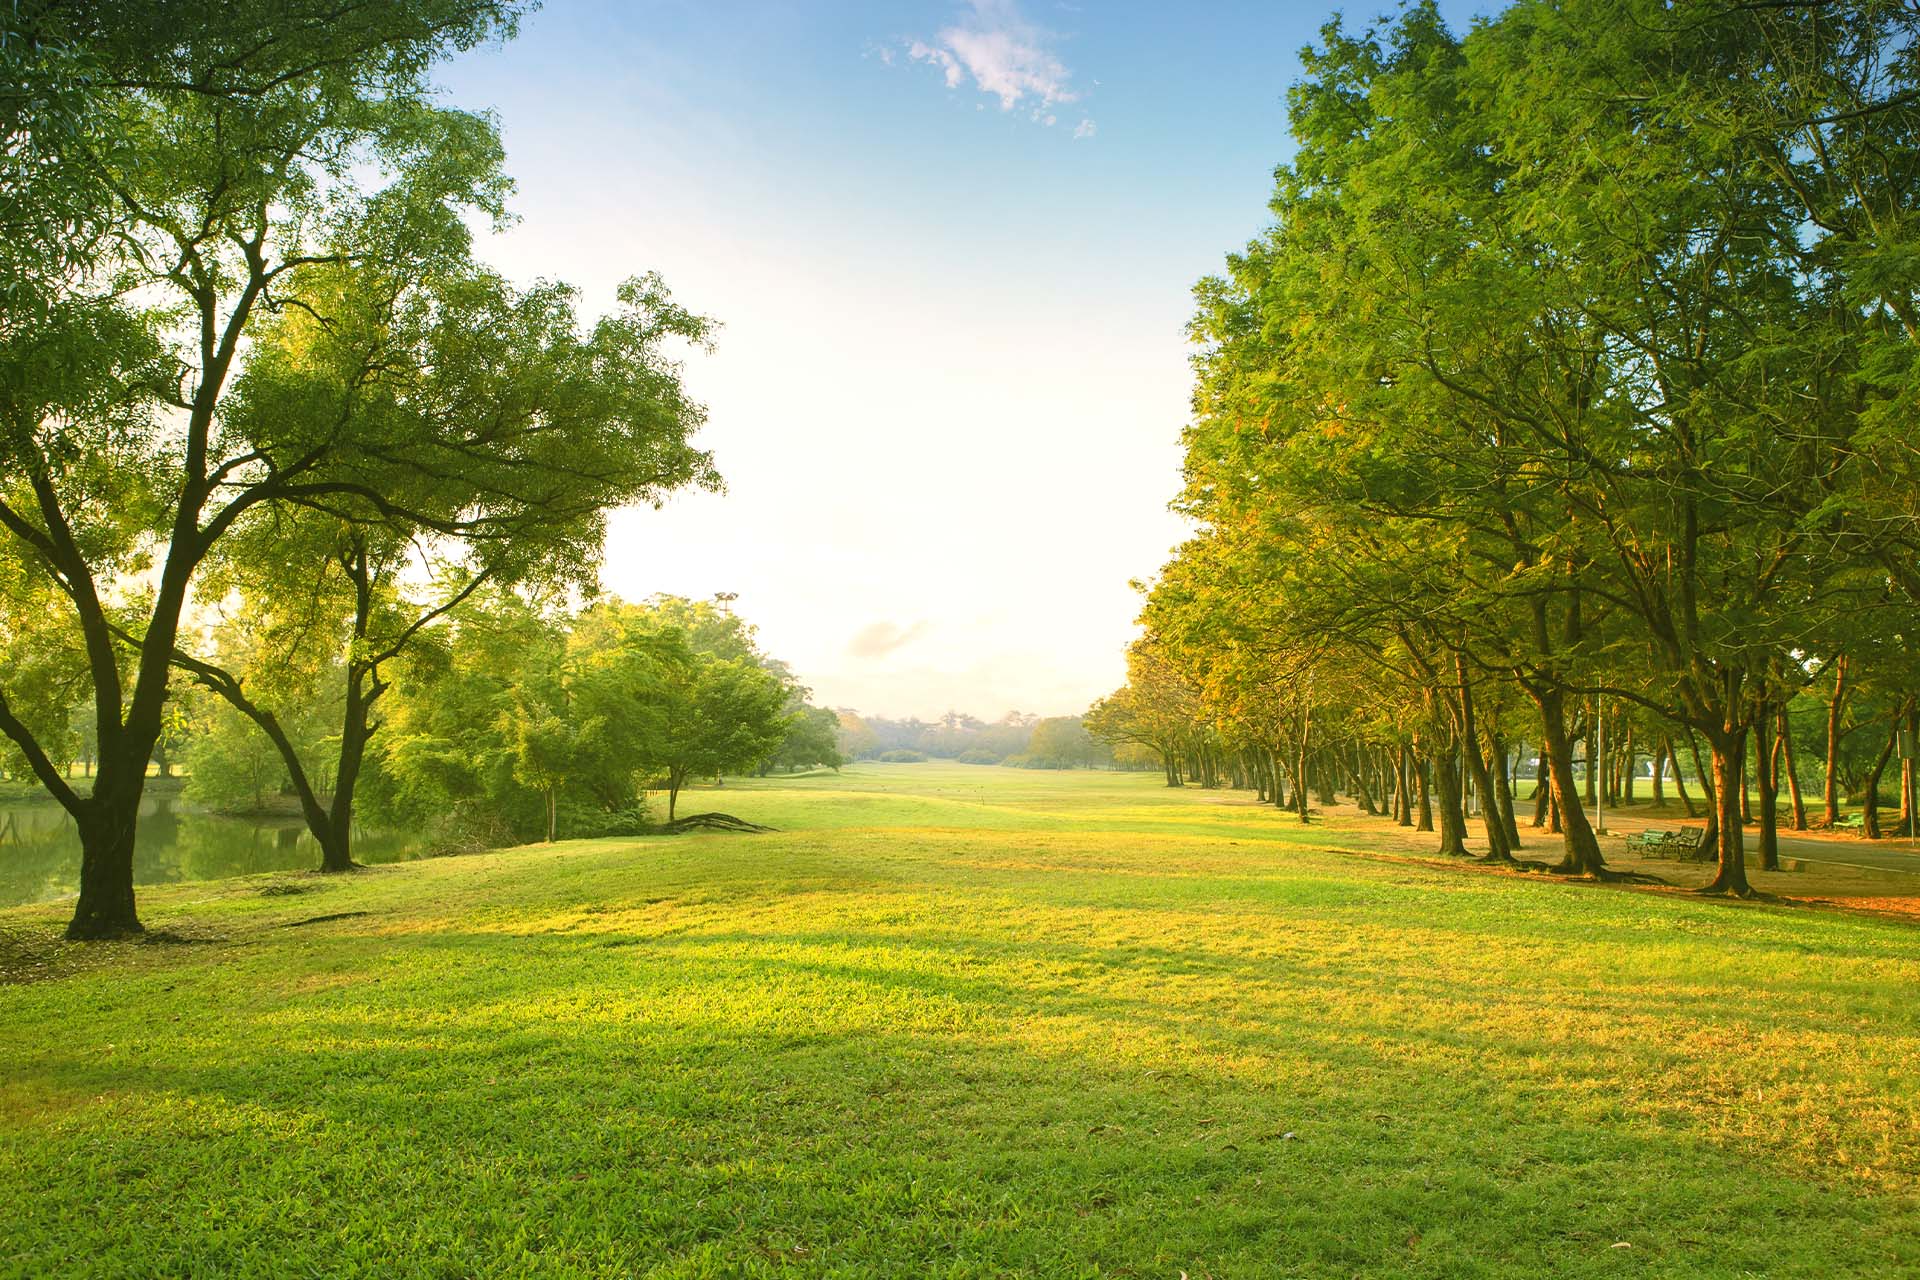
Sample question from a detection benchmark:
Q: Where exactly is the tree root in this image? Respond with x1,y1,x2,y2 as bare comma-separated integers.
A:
1578,867,1669,886
1547,857,1668,885
1692,883,1777,901
653,812,777,835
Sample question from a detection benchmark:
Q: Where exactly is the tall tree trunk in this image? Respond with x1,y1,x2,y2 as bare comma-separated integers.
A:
1699,724,1752,896
1667,738,1696,818
1779,707,1806,830
1619,726,1636,805
1583,716,1598,807
1395,744,1412,826
1415,752,1433,832
1862,717,1897,840
1433,750,1469,856
1531,751,1550,828
1492,736,1521,846
1651,739,1666,807
1686,730,1717,852
1294,717,1311,822
1526,684,1604,874
1754,711,1780,873
1352,745,1380,816
1823,655,1848,827
1902,706,1917,839
1740,731,1754,826
1454,655,1511,861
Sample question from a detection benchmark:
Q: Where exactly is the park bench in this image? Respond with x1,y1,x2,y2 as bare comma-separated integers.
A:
1626,828,1708,860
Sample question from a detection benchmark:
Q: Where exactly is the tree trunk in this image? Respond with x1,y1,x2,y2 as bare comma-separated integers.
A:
1294,730,1310,822
1433,750,1469,856
1698,725,1752,896
68,796,144,939
1583,717,1598,807
1651,739,1666,807
1526,684,1604,874
1667,738,1696,818
1862,718,1897,840
1619,726,1635,805
1396,743,1414,827
1779,707,1806,830
1823,655,1847,826
1415,753,1433,831
1454,655,1511,861
1531,751,1550,828
1754,712,1779,873
1740,732,1753,826
1492,736,1521,846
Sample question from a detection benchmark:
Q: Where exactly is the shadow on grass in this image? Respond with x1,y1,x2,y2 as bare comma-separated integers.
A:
9,917,1918,1279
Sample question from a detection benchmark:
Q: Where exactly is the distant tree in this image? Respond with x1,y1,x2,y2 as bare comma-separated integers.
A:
764,704,844,773
652,655,792,820
1026,717,1098,769
835,711,878,761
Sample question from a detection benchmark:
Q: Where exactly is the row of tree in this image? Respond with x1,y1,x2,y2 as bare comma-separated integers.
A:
0,1,786,936
1092,0,1920,896
832,710,1134,770
171,591,838,853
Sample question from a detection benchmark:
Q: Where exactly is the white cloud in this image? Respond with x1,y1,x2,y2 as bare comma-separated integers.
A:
847,620,929,659
906,38,962,88
902,0,1094,132
1072,117,1095,140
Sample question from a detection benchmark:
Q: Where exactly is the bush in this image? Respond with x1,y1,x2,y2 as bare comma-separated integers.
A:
956,749,1002,765
564,801,653,838
875,749,927,763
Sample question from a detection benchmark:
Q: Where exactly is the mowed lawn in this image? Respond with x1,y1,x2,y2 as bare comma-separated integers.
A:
2,765,1917,1278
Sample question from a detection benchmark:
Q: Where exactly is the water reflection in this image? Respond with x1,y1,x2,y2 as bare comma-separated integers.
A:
0,790,419,908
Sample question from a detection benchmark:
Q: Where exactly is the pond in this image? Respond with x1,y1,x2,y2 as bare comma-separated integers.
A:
0,787,422,910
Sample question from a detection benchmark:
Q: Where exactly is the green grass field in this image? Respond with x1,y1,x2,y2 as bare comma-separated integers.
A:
3,763,1917,1278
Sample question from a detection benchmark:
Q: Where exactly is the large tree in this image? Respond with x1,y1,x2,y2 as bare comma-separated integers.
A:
167,266,717,872
0,0,529,935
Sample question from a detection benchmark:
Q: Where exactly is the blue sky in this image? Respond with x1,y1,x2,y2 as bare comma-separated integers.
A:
438,0,1482,719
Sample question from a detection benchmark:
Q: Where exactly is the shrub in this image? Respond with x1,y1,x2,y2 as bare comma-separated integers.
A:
876,749,927,763
956,749,1002,765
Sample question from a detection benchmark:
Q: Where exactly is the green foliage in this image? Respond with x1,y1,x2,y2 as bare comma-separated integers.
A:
764,703,845,774
1129,0,1920,885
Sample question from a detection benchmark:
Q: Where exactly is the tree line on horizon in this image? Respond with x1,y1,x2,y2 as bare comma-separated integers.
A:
831,709,1141,771
1090,0,1920,897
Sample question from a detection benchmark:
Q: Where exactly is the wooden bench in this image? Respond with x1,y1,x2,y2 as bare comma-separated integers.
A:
1626,828,1708,860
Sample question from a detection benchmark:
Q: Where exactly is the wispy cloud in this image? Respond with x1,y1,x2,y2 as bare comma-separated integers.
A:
848,620,929,659
900,0,1094,134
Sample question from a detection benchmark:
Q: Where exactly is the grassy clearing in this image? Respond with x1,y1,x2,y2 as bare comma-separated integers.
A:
3,763,1917,1278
